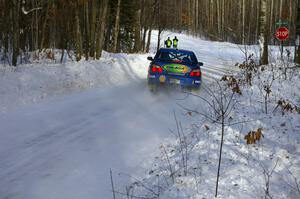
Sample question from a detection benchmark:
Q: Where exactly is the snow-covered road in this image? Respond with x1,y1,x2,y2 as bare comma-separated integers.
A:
0,82,189,199
0,32,243,199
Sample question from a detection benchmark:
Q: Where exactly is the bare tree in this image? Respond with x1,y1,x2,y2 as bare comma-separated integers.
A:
259,0,269,65
296,0,300,64
110,168,116,199
112,0,121,53
1,0,299,66
12,0,21,66
95,0,109,59
75,6,82,61
133,0,142,53
178,81,240,198
260,159,279,199
89,0,97,58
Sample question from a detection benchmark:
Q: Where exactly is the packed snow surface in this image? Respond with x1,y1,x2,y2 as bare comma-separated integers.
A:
0,31,299,199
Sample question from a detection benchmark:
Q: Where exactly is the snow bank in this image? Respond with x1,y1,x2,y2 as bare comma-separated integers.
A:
0,31,244,112
0,52,149,112
122,58,300,198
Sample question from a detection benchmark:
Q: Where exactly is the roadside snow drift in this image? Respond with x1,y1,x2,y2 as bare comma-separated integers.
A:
0,31,243,112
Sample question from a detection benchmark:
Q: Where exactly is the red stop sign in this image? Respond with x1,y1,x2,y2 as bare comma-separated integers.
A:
275,27,289,41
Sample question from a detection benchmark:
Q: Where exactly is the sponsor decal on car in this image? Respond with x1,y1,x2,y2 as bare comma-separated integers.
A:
163,64,190,74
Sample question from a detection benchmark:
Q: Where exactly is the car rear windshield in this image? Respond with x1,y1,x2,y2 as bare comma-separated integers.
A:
156,51,198,63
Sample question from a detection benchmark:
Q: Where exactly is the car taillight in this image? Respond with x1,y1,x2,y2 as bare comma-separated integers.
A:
151,65,163,73
190,69,201,77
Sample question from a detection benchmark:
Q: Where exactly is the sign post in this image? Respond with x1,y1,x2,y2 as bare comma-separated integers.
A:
275,20,289,59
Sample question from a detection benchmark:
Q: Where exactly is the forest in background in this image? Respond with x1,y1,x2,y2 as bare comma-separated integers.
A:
0,0,299,66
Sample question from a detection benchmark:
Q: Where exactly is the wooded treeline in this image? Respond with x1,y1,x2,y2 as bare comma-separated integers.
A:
0,0,299,66
169,0,298,44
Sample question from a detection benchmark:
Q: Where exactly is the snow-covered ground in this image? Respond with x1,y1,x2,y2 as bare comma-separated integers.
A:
0,31,299,199
129,67,300,199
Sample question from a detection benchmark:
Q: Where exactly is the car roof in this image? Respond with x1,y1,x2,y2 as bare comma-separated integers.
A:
159,48,194,54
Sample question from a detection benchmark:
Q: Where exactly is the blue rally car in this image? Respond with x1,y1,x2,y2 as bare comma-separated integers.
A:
147,48,203,91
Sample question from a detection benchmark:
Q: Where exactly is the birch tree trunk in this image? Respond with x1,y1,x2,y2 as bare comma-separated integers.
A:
259,0,269,65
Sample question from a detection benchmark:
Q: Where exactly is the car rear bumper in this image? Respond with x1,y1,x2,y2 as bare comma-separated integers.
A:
148,74,201,88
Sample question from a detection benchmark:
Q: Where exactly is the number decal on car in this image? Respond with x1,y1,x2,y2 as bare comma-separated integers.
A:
159,75,166,83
